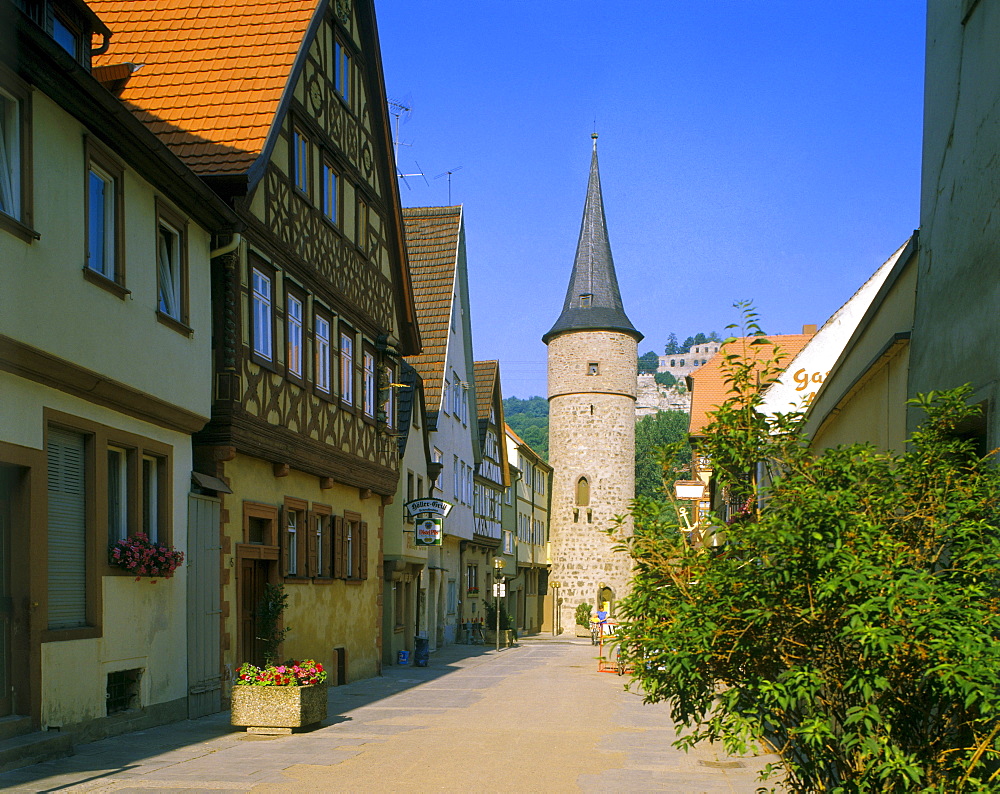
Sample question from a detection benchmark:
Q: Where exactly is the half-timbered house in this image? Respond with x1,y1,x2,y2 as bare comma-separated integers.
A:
90,0,420,684
401,205,480,647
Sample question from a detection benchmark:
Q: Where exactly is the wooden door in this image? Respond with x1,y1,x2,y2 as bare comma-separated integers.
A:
238,557,269,667
186,494,221,718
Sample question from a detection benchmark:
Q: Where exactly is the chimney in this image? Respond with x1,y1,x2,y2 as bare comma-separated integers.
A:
802,324,818,334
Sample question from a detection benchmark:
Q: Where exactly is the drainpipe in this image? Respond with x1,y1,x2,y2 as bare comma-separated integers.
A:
210,232,242,259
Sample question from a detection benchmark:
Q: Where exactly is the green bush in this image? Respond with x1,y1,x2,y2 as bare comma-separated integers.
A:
617,304,1000,791
575,601,593,628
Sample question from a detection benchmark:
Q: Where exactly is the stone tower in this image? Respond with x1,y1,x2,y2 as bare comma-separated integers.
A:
543,135,642,632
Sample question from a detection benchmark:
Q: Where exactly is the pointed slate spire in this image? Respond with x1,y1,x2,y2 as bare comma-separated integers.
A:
543,134,642,344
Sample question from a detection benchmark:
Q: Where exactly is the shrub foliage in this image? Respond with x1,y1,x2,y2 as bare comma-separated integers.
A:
617,307,1000,791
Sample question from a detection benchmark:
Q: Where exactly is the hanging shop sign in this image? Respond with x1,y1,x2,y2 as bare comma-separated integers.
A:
404,498,454,519
414,517,443,547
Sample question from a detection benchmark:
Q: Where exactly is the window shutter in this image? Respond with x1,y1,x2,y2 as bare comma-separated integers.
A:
333,515,346,579
306,512,318,578
322,515,333,577
359,521,368,580
47,428,88,630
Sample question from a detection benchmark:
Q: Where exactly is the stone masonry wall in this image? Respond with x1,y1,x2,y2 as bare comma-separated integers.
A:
547,330,637,632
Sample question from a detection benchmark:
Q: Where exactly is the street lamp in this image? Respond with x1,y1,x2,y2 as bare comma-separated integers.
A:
493,557,505,651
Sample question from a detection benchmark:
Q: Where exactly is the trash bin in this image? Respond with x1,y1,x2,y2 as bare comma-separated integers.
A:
397,650,409,665
413,636,430,667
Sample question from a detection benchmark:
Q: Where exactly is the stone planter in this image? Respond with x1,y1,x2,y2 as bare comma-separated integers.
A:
230,683,328,734
483,629,515,648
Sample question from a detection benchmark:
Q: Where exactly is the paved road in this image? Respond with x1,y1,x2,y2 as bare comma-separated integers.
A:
0,636,778,793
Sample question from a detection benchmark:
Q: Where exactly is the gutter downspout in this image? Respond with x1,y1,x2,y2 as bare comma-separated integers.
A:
210,232,242,259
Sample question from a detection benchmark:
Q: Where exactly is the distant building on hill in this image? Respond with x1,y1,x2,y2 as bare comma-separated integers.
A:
657,342,722,382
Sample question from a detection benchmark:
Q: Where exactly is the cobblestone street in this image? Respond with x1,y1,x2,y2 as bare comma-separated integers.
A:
0,637,776,793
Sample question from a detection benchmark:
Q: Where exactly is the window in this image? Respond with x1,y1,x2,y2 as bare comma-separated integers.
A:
282,498,307,578
311,504,333,579
156,200,188,328
446,580,457,615
442,380,450,414
85,142,124,286
52,12,81,59
141,455,160,541
107,446,128,545
453,456,460,500
579,293,593,308
251,264,274,363
287,294,304,379
339,329,354,404
322,159,338,224
340,512,367,580
466,564,478,593
503,530,513,555
314,312,332,394
587,362,599,376
334,40,350,104
363,350,376,418
292,126,310,196
576,476,590,506
0,68,32,238
356,195,369,252
383,363,397,429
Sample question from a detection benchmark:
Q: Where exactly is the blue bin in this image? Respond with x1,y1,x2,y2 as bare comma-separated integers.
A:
397,650,409,665
413,636,430,667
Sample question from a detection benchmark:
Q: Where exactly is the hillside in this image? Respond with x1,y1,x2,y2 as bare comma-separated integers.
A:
503,396,549,461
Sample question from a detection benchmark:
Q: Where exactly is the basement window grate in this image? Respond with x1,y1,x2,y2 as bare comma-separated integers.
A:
106,668,142,715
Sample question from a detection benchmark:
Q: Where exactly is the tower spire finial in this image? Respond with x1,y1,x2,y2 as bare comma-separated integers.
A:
591,131,598,151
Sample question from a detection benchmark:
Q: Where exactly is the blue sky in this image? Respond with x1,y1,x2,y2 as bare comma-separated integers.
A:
376,2,927,399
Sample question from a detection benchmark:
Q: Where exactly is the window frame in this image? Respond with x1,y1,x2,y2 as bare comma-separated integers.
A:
0,65,34,241
291,124,311,199
282,497,309,580
321,156,340,226
310,502,333,580
339,325,355,408
362,346,377,420
313,306,334,398
155,198,191,334
42,410,174,643
248,257,277,369
83,138,126,296
285,287,306,385
334,39,351,106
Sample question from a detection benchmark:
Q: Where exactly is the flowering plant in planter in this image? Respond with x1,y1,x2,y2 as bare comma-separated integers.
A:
235,659,327,687
109,533,184,581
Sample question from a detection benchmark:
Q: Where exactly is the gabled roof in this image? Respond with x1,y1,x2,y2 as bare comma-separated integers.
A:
504,423,552,472
473,360,509,486
688,333,815,437
543,135,641,344
402,206,462,416
89,0,320,177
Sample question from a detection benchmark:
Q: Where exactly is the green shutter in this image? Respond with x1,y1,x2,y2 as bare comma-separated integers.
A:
47,428,88,630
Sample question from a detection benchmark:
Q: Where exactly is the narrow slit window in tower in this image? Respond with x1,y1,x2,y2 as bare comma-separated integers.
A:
576,476,589,506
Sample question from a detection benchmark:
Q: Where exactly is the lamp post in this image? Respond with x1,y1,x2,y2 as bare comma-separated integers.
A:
493,556,504,651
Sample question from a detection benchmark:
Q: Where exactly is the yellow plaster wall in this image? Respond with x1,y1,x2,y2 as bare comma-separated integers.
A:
0,93,213,418
220,453,383,681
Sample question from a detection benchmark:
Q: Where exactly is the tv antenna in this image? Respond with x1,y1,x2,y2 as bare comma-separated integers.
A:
434,165,463,204
388,98,428,189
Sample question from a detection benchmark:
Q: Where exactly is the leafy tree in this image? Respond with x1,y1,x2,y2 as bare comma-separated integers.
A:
616,305,1000,792
665,333,680,355
634,411,690,500
693,332,708,345
681,336,695,351
653,371,677,388
708,330,721,342
503,396,549,461
638,350,660,374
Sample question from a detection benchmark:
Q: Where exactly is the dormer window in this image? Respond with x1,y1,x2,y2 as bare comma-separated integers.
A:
579,293,593,308
52,12,80,58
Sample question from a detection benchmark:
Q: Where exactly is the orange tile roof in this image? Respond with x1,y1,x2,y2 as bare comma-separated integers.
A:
89,0,318,176
688,333,815,437
402,206,463,414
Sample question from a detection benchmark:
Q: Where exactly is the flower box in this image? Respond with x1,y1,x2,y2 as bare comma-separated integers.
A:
230,683,328,734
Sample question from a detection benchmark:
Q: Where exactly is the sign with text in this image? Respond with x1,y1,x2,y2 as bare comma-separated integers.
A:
404,498,454,519
414,517,443,546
